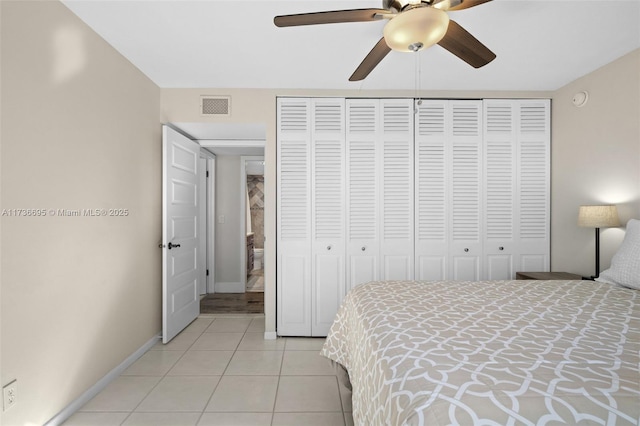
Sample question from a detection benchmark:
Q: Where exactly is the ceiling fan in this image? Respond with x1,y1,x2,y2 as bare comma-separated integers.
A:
274,0,496,81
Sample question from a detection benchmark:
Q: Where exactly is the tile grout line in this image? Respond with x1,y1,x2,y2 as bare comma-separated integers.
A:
123,317,210,423
270,328,288,426
191,317,217,426
197,318,258,423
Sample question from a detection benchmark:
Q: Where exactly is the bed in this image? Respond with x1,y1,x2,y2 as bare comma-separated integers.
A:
320,221,640,425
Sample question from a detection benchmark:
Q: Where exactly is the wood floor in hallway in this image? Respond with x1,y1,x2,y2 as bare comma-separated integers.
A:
200,292,264,314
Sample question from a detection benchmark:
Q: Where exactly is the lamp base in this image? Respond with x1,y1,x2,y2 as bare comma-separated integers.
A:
594,227,601,280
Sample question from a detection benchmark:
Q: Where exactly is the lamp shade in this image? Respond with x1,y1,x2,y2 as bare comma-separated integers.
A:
383,7,450,52
578,205,621,228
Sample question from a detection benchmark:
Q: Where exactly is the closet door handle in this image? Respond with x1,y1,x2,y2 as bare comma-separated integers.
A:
361,246,366,251
464,248,469,252
327,245,332,251
499,246,504,251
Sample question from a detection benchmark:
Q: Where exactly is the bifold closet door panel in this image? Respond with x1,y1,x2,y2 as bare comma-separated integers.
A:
516,100,550,272
415,100,449,280
277,98,312,336
379,99,415,281
448,101,483,281
415,100,487,281
483,100,517,280
310,98,346,336
346,99,380,291
482,99,550,278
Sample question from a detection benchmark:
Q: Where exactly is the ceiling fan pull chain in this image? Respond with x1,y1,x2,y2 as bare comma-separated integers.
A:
414,52,418,111
414,51,423,110
417,51,422,105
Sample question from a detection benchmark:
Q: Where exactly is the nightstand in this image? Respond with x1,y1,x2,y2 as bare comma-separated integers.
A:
515,271,583,280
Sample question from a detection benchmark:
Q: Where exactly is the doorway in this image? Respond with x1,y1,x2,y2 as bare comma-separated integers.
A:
169,122,266,315
199,156,265,314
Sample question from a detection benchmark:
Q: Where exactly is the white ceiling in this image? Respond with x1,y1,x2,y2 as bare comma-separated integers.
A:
171,122,266,156
62,0,640,92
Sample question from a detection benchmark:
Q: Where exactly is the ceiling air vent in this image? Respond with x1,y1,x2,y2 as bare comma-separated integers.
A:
201,96,231,116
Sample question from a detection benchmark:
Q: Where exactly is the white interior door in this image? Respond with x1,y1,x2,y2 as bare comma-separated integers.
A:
198,157,207,295
162,125,201,343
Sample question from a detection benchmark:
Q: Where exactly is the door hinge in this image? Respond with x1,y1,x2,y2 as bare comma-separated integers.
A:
206,171,209,178
206,269,209,276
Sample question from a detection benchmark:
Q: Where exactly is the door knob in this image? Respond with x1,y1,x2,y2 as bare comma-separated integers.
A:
499,246,504,251
361,246,366,251
464,248,469,252
327,245,332,251
168,242,181,249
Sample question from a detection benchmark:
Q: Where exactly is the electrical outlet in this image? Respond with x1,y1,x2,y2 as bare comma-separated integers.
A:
3,380,17,411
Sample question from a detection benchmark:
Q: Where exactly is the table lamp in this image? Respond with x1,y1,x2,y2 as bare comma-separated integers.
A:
578,205,620,279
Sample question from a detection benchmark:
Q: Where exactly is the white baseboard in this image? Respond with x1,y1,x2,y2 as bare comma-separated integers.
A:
264,331,277,340
215,281,243,293
44,333,161,426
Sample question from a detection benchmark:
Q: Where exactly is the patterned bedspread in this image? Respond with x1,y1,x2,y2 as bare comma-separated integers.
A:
320,280,640,425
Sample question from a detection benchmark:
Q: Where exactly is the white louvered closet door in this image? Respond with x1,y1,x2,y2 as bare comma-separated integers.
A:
483,99,550,278
380,99,415,280
346,99,380,291
311,99,346,336
483,100,516,280
415,100,449,280
277,98,312,336
517,100,550,271
449,101,483,280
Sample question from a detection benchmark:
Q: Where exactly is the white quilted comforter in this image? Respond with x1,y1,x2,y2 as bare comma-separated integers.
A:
320,280,640,425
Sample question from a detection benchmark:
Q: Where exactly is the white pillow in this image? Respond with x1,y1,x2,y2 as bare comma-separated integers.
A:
596,218,640,289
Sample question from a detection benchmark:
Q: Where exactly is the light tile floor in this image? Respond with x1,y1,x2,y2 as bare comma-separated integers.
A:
63,315,353,426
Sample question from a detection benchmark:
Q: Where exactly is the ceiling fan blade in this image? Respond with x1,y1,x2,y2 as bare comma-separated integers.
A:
438,20,496,68
274,9,389,27
349,38,391,81
446,0,493,11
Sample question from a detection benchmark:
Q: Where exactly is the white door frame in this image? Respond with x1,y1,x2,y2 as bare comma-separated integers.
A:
200,149,216,294
240,156,265,292
197,157,207,295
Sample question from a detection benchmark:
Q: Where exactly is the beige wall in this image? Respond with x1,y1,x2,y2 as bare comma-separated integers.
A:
1,1,161,424
551,49,640,276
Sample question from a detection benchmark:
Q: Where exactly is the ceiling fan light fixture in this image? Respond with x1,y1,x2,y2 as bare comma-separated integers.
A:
383,7,449,52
